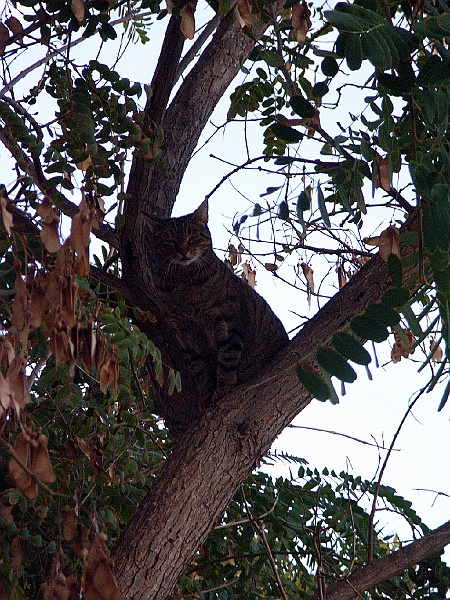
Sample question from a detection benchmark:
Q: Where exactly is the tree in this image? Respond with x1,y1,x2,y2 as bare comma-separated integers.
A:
0,0,449,597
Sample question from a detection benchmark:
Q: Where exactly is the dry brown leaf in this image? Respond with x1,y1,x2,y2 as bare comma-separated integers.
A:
41,221,62,253
391,329,415,363
0,370,12,419
7,356,30,411
300,262,314,293
0,502,13,525
71,0,85,22
69,200,94,277
228,244,238,267
82,533,121,600
8,432,35,498
235,0,254,27
337,263,346,289
166,0,174,12
32,434,56,483
375,155,391,192
180,2,195,39
11,269,30,353
5,16,23,38
29,274,48,328
364,225,400,261
76,154,92,171
430,339,443,363
99,352,119,395
38,198,58,224
300,262,314,306
241,262,256,288
378,225,400,260
291,1,311,44
264,263,278,272
0,190,13,234
41,573,78,600
79,321,96,374
62,505,78,541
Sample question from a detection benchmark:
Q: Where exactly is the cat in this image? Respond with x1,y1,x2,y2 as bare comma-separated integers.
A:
144,199,289,404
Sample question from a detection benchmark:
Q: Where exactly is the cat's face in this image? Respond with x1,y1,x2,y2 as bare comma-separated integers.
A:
148,200,213,270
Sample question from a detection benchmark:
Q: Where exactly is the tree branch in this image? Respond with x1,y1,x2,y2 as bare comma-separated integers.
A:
308,520,450,600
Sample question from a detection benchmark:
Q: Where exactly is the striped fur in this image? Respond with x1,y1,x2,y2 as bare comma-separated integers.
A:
145,200,289,403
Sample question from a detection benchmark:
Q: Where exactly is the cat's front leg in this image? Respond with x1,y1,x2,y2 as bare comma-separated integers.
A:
213,319,245,401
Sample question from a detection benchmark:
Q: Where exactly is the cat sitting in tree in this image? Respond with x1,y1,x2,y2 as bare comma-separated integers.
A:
145,200,288,405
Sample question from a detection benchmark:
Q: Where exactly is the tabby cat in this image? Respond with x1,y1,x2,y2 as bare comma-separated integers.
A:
145,200,289,404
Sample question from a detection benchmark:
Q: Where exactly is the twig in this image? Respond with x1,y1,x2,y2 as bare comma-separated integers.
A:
174,14,221,85
286,425,400,451
367,389,424,563
241,486,288,600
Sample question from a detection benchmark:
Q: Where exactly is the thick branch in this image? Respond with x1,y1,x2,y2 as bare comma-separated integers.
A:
309,520,450,600
113,212,422,599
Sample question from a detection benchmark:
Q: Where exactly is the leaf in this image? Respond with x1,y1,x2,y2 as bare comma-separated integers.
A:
316,347,357,383
321,56,339,77
364,303,400,326
296,364,331,401
332,332,371,365
290,95,315,118
291,1,311,44
0,190,13,235
387,253,403,288
270,123,303,143
317,184,331,228
430,339,443,364
278,200,290,220
180,2,196,39
82,533,121,600
71,0,85,22
235,0,254,27
5,16,23,37
345,34,363,71
350,316,389,342
375,155,391,191
381,287,410,307
364,225,400,261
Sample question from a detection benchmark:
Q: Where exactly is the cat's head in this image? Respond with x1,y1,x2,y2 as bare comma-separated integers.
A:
145,200,213,270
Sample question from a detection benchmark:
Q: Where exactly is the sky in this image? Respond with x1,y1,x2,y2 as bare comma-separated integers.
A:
1,0,449,563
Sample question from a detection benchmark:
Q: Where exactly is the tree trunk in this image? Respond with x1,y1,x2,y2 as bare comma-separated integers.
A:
113,212,425,599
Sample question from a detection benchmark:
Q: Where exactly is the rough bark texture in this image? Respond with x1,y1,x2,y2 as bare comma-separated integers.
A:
309,520,450,600
113,212,427,599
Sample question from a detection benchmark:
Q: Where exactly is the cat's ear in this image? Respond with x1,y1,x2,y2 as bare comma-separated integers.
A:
192,199,208,224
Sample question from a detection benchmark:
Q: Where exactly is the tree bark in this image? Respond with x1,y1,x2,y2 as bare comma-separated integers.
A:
113,213,428,599
309,520,450,600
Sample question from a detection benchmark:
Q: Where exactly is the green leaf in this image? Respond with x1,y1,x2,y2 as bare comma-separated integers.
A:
312,81,329,98
345,34,363,71
387,253,403,287
297,190,310,212
364,303,401,326
317,184,331,228
332,332,372,365
270,123,303,143
382,287,410,307
278,200,290,220
316,347,357,383
296,365,331,401
290,95,315,118
321,56,339,77
350,316,389,342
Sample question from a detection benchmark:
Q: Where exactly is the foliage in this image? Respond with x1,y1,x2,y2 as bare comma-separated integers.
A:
0,0,449,596
174,462,450,598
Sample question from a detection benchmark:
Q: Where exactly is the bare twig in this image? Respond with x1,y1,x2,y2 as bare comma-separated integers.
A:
286,425,401,451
